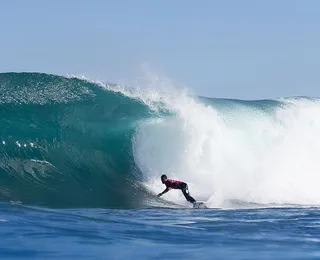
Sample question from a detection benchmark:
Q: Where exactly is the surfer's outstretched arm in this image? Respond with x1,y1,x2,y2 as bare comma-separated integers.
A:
157,188,170,197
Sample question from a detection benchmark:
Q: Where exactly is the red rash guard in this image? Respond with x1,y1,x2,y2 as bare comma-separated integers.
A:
164,179,186,189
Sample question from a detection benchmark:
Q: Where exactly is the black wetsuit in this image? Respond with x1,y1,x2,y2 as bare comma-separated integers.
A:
163,179,196,203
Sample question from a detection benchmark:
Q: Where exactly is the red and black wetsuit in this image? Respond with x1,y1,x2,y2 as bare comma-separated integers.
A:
163,179,196,203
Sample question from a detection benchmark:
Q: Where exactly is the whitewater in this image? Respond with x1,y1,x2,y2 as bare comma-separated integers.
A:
134,94,320,208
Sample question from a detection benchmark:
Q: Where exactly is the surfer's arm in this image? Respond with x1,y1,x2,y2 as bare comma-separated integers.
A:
157,187,170,197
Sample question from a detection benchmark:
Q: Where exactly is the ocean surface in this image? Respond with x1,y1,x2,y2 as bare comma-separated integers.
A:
0,72,319,259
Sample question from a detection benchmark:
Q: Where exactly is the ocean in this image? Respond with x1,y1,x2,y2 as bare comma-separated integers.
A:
0,72,319,259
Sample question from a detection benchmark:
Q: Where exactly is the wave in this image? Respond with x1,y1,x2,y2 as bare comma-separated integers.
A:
1,72,320,209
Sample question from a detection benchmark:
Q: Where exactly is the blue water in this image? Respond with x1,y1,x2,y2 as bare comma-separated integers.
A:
1,72,320,259
1,203,319,259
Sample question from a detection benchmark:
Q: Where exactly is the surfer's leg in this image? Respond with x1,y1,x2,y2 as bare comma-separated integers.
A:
182,185,196,203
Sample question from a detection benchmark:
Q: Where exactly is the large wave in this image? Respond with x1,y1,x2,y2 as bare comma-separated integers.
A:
1,72,320,209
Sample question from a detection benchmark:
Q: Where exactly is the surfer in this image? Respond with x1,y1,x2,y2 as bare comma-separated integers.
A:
157,174,197,204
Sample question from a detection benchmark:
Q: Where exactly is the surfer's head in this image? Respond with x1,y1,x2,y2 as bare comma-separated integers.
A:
161,174,167,184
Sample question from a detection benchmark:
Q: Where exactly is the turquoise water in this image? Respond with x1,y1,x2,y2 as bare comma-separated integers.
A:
0,72,320,259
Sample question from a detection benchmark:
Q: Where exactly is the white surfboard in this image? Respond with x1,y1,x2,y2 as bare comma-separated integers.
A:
193,201,207,209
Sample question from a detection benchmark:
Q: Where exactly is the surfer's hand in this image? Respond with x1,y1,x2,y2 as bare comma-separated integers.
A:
157,193,162,197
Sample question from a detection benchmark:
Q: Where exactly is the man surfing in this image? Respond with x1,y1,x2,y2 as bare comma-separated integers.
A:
157,174,199,206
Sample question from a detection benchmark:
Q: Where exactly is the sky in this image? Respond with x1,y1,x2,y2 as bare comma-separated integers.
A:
0,0,319,99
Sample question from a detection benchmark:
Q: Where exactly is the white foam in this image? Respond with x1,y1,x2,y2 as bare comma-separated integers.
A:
131,90,320,208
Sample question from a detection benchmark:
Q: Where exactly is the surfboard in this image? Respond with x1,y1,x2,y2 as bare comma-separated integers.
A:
193,201,207,209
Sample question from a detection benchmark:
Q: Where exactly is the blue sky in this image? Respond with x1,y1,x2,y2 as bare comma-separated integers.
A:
1,0,319,99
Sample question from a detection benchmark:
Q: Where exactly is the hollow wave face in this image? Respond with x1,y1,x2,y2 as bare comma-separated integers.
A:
0,72,153,208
